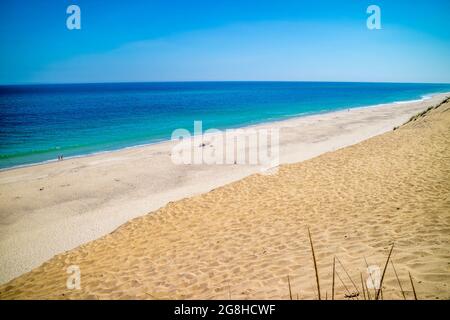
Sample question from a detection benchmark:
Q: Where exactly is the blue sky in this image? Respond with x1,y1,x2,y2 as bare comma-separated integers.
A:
1,0,449,84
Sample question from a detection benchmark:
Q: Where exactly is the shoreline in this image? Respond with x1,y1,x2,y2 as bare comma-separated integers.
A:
0,92,444,173
0,92,449,285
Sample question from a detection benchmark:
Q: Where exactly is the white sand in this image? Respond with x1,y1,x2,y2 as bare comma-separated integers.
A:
0,93,448,284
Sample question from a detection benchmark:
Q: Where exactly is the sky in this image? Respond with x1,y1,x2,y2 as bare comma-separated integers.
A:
0,0,449,84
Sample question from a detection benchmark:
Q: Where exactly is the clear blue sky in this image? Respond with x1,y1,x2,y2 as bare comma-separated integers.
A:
1,0,449,84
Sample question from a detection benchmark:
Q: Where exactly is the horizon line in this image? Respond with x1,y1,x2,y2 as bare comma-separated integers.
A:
2,80,450,87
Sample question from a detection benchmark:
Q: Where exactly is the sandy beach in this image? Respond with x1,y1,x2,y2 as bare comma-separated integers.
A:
0,93,449,299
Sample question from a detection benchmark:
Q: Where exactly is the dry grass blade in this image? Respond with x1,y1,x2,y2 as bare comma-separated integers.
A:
409,272,418,300
375,243,394,300
364,276,371,300
391,260,406,300
360,272,366,300
336,256,360,297
307,227,321,300
332,256,336,300
287,275,293,300
336,269,353,300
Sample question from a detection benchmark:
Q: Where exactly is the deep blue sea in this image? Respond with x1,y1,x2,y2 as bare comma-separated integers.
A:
1,82,450,169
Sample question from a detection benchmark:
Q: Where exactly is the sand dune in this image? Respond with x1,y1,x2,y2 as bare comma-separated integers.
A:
1,98,449,300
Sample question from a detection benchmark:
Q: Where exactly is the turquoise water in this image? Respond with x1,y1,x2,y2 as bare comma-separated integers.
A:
1,81,449,169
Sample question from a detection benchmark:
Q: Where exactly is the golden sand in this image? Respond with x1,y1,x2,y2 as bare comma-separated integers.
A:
1,100,449,300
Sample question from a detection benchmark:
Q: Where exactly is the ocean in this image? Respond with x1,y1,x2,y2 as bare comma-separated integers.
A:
1,81,450,169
